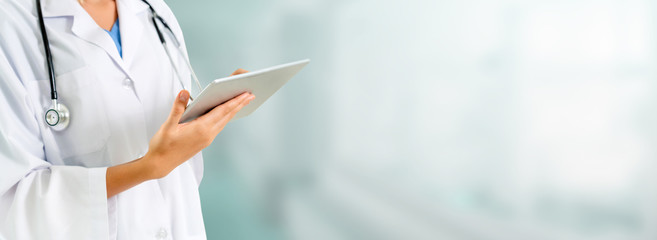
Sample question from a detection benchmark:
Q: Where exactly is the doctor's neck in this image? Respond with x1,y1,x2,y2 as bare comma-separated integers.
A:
77,0,117,31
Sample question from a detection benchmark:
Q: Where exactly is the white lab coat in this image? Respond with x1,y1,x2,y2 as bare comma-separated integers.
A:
0,0,206,239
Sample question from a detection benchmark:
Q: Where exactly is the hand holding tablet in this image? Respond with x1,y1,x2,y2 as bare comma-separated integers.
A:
179,59,310,123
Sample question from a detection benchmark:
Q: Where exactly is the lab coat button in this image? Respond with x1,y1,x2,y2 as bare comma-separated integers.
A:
123,78,133,89
155,228,168,239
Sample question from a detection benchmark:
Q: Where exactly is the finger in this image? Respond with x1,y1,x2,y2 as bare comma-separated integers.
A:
164,90,190,128
197,92,250,124
211,94,255,131
214,93,252,121
221,94,253,120
208,93,253,130
230,68,249,76
216,94,255,125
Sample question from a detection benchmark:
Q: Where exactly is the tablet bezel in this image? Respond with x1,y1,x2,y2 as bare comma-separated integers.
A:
179,59,310,123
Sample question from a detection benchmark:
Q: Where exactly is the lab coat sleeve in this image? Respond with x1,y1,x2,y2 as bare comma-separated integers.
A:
0,41,109,239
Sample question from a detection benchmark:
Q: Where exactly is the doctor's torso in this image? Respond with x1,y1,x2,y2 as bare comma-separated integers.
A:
0,0,206,238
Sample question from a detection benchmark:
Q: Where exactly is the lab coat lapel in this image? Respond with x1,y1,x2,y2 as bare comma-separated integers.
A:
45,0,125,67
116,0,149,67
41,0,77,17
69,13,124,64
44,0,149,77
43,0,126,74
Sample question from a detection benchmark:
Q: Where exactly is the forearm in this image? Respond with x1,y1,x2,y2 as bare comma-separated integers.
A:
106,157,157,198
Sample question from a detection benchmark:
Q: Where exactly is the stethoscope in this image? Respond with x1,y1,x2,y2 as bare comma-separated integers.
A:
36,0,202,131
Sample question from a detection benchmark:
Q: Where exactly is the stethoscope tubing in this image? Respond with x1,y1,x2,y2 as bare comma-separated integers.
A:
36,0,202,130
35,0,58,101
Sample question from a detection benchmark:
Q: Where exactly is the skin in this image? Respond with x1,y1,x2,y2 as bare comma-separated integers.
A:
107,86,253,198
79,0,118,31
77,0,254,198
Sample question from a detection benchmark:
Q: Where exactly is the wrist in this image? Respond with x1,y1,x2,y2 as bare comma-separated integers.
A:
106,153,163,198
136,154,163,180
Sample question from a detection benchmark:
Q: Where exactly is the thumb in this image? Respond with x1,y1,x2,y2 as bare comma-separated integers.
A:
165,90,190,128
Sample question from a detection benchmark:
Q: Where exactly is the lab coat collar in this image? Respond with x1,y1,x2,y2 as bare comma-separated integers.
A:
41,0,79,17
120,0,150,14
43,0,150,82
117,0,149,66
69,10,125,68
41,0,149,17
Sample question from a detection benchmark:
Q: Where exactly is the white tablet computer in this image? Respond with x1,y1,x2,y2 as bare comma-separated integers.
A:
179,59,310,123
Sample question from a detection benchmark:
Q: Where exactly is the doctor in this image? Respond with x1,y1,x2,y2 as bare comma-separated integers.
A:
0,0,254,239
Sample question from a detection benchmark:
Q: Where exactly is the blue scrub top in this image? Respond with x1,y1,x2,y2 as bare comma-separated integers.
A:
104,19,122,58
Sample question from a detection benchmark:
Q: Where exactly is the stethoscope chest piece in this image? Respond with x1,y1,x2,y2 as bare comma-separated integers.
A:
45,101,70,131
35,0,199,132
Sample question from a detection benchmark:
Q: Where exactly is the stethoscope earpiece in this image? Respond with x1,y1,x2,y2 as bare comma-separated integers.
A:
45,101,70,131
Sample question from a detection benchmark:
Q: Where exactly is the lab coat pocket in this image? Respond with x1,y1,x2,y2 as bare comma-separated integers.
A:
30,67,111,166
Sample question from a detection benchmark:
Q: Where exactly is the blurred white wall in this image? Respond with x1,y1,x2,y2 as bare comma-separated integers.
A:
167,0,657,239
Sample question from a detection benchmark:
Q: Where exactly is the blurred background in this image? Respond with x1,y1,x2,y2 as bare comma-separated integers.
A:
167,0,657,239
